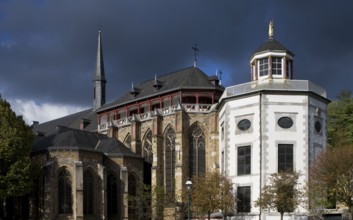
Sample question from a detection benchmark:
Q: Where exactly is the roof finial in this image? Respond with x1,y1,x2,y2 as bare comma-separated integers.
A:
269,20,274,39
192,43,199,67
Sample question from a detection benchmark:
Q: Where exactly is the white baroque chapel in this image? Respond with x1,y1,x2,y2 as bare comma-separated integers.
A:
218,22,329,219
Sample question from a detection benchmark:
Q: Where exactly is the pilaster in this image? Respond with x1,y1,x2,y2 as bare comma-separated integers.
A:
131,116,142,155
75,161,83,220
120,167,129,220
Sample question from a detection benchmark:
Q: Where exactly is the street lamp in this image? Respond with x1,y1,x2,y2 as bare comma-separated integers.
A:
185,179,193,220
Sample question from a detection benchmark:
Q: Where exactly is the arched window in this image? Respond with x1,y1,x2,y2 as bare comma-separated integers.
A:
128,174,137,216
143,130,153,185
143,130,153,164
83,170,94,215
58,168,72,214
37,169,45,218
124,133,132,149
107,174,118,216
165,127,176,198
189,124,206,177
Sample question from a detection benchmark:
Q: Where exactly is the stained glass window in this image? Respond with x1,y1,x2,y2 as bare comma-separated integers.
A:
58,169,72,214
165,127,176,198
189,125,205,177
83,170,94,215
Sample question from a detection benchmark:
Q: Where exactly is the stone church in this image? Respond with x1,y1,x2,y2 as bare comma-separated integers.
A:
31,22,329,220
32,29,223,219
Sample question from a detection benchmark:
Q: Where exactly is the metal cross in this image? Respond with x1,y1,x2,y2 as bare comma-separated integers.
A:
192,43,199,67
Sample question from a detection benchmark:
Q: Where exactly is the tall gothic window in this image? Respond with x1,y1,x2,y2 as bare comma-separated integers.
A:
165,127,176,198
124,133,132,149
107,174,118,216
128,174,137,216
143,130,153,164
58,168,72,214
37,169,45,218
83,170,94,215
189,124,205,177
143,130,153,185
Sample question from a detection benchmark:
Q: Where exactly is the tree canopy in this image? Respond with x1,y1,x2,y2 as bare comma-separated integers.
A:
327,90,353,147
189,171,235,220
0,97,34,198
255,171,304,220
310,146,353,217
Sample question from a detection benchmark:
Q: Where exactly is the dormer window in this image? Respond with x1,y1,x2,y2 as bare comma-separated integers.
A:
259,58,269,77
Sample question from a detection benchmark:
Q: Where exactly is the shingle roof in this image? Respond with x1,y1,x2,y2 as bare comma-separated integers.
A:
32,126,138,157
251,37,294,59
32,108,98,135
98,66,223,112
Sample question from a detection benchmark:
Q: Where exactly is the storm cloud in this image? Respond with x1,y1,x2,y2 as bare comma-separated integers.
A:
1,0,352,122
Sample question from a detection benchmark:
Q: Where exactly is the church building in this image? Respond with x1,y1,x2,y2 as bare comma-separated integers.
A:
218,22,329,219
31,22,329,220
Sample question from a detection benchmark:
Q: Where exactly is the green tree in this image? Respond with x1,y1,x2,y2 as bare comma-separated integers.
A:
255,171,304,220
0,97,34,198
128,183,152,220
309,146,353,219
189,171,235,220
328,90,353,147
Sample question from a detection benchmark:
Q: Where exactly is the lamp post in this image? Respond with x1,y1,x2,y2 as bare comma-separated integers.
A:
185,180,192,220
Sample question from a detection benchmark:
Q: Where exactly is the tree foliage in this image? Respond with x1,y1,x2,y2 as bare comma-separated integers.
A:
0,97,34,198
255,171,304,220
310,146,353,217
328,90,353,147
189,171,235,220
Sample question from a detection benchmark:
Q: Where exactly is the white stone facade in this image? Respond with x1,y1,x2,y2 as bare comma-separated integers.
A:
219,79,328,220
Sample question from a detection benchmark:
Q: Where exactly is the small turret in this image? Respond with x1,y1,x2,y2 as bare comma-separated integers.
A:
249,21,295,81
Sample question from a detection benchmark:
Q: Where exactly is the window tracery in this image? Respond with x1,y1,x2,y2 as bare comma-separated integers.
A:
165,127,176,198
189,124,205,177
58,168,72,214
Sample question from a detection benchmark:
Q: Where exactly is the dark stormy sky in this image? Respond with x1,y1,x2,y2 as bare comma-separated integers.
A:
1,0,353,124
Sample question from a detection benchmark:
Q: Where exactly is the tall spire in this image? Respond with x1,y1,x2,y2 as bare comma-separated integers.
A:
93,30,107,110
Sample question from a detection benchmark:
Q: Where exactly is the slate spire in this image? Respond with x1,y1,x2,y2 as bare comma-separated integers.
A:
93,30,106,110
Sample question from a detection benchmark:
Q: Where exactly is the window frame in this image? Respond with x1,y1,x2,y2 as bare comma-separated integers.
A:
237,146,251,176
58,168,72,214
259,58,269,77
237,186,251,213
271,57,282,76
83,170,94,215
278,144,294,172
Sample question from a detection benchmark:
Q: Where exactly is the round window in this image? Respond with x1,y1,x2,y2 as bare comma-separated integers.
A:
237,119,251,131
315,121,322,133
278,117,293,129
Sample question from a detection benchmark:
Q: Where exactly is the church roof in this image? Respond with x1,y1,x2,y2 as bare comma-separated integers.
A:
98,66,223,112
32,108,98,135
32,126,138,157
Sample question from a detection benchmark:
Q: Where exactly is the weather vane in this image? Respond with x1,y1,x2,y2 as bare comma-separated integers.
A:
192,43,199,67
